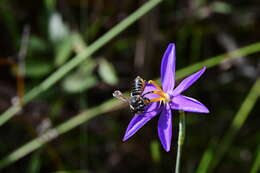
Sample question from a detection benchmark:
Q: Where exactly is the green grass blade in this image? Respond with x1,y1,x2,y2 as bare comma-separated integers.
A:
176,41,260,78
0,99,123,169
1,48,260,169
250,144,260,173
150,140,161,163
195,142,214,173
196,78,260,173
0,0,162,127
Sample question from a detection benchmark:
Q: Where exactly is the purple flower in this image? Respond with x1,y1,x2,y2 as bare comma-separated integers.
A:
123,43,209,152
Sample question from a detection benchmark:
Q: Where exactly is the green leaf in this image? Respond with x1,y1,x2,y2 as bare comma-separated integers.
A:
78,59,96,74
150,140,161,163
28,36,48,53
44,0,56,11
98,58,118,85
62,73,97,93
28,151,41,173
48,12,69,43
25,59,53,78
62,59,97,93
54,35,73,66
211,2,232,14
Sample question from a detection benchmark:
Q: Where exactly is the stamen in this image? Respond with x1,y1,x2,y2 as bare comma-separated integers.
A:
144,80,170,104
148,98,164,103
148,80,164,92
150,91,165,98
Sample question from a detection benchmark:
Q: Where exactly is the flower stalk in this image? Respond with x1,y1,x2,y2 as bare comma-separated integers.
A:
175,111,186,173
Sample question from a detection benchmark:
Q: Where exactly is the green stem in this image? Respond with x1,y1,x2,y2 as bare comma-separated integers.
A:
0,98,123,169
175,111,186,173
209,78,260,171
0,0,162,127
250,144,260,173
196,78,260,173
1,44,260,169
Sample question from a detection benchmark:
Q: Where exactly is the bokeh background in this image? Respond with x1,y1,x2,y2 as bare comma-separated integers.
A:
0,0,260,172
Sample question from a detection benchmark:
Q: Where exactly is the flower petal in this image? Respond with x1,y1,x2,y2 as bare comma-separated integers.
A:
142,83,160,100
161,43,176,93
123,102,161,141
172,67,206,96
158,104,172,152
170,95,209,113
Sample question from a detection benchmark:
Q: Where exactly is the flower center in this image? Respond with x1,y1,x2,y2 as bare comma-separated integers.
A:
145,80,171,104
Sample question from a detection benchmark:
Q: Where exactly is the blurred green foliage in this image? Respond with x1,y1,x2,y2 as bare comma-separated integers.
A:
0,0,260,172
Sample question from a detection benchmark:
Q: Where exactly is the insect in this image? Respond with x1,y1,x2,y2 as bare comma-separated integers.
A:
113,76,151,114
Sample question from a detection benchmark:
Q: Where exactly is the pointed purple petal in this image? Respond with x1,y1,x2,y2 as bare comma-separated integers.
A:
161,43,176,93
142,83,160,100
158,104,172,152
172,67,206,96
170,95,209,113
123,102,161,141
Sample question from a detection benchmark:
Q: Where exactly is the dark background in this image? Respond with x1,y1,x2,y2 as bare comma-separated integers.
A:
0,0,260,172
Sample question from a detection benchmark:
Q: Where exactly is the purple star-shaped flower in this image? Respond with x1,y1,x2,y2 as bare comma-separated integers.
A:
123,43,209,152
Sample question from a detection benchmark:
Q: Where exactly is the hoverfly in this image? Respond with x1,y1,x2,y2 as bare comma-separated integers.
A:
113,76,151,114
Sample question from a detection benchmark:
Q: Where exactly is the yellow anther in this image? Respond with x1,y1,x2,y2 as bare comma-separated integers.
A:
146,80,170,104
148,80,164,92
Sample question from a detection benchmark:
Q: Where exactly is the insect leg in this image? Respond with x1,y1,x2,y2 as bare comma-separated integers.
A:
147,98,164,103
148,80,164,92
143,90,165,98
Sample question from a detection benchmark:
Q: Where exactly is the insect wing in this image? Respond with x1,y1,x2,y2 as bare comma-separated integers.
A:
113,90,129,103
